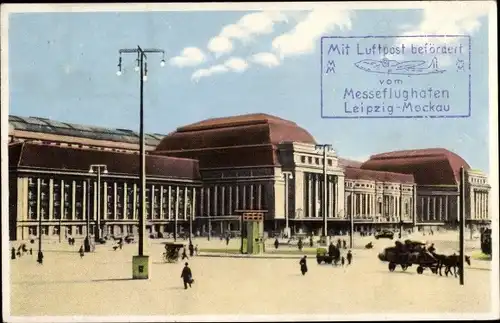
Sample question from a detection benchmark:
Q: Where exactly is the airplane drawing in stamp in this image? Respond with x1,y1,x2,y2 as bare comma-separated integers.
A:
354,57,445,75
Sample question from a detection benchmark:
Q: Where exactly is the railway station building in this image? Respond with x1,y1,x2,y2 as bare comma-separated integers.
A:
8,113,491,241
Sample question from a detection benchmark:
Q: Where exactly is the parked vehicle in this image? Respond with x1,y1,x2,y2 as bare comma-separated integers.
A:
375,230,394,240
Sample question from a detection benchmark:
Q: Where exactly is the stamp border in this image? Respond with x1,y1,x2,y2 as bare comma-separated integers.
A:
320,35,472,119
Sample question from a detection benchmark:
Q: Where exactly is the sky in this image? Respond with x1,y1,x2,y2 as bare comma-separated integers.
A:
6,4,493,172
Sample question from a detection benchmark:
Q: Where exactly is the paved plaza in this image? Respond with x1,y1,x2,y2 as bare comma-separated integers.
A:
7,232,494,317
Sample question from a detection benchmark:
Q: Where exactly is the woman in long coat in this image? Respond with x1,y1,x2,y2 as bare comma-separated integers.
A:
299,255,308,275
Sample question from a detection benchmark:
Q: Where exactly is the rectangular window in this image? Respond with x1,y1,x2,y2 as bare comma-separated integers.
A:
75,181,84,220
63,183,71,219
106,182,113,220
116,184,123,219
146,187,152,220
186,188,192,217
40,179,50,219
154,186,161,219
53,182,61,220
126,185,134,219
178,187,185,218
28,177,38,220
169,186,177,218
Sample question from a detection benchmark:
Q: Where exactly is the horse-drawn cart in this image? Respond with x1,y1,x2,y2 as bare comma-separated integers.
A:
162,242,185,263
378,240,439,274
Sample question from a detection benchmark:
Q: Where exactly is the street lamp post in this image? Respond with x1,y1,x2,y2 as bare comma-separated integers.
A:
84,178,91,252
37,203,43,263
117,46,165,280
89,164,108,243
283,171,293,238
315,144,332,245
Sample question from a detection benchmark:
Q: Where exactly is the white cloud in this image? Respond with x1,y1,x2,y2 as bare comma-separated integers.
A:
191,57,249,82
208,11,289,56
394,4,489,66
250,52,281,68
207,36,233,57
191,64,229,82
224,57,249,72
170,47,206,67
272,9,353,59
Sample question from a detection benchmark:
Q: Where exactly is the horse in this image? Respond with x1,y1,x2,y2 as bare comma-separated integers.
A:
443,254,471,277
430,251,471,277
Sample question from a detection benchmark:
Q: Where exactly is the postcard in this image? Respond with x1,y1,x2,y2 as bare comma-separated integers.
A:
1,2,498,322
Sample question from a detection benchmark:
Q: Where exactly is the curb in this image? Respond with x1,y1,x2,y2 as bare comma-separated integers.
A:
198,254,302,260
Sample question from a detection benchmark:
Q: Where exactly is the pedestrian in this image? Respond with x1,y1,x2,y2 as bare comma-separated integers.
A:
37,250,44,264
342,240,347,249
341,256,345,267
346,250,353,265
189,243,194,257
309,236,313,248
181,247,189,260
11,247,16,260
226,236,230,246
194,245,199,256
180,262,194,289
79,245,84,258
328,242,335,257
274,238,279,249
119,239,123,250
299,255,308,276
29,248,33,255
337,239,341,249
298,238,303,251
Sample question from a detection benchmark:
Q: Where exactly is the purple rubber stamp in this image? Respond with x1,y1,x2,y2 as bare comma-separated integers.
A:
321,35,471,118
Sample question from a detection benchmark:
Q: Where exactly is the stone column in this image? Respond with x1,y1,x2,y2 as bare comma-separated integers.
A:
113,182,118,220
314,174,319,217
82,180,87,223
228,186,233,214
192,187,196,220
250,184,254,210
123,183,128,219
102,181,108,221
213,186,218,216
36,178,41,226
444,195,449,221
159,185,164,219
242,185,246,210
257,184,262,210
307,174,312,218
175,187,180,220
49,179,54,220
184,187,188,220
221,186,225,215
234,185,238,211
71,180,76,220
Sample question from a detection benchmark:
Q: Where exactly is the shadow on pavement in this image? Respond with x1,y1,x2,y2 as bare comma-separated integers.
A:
91,278,134,282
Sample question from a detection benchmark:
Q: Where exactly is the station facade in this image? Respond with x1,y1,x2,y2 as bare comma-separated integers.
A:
8,113,491,241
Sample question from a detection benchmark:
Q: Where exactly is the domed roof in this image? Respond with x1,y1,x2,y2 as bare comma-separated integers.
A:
361,148,470,185
154,113,316,168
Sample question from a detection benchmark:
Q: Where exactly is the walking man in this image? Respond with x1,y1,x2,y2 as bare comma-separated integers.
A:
181,247,189,260
180,262,194,289
346,250,353,265
79,245,84,258
274,238,279,249
189,243,195,257
298,238,303,251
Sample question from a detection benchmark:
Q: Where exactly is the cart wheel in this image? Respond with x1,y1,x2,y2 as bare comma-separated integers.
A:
417,266,424,274
401,264,408,271
388,262,396,272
